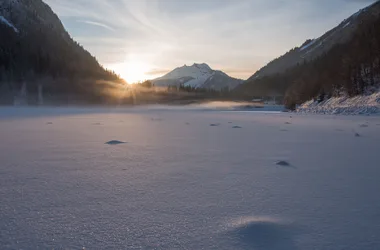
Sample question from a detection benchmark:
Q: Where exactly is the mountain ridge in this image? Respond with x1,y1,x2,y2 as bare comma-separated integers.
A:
248,2,380,82
152,63,243,90
0,0,122,105
235,0,380,109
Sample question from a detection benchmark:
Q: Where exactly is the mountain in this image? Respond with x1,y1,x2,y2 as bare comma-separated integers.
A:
235,1,380,109
248,1,379,81
0,0,122,105
152,63,243,90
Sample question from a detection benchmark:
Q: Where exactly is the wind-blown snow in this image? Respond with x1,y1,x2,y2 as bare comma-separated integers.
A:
0,15,19,33
1,107,380,249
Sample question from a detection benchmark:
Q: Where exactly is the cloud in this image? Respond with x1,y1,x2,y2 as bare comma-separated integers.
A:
146,69,171,76
45,0,377,80
344,0,376,2
77,20,116,32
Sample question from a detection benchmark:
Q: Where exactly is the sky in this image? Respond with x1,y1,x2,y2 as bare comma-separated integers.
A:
44,0,376,83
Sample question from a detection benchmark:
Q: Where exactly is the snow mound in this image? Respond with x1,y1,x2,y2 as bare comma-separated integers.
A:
276,161,290,166
105,140,126,145
225,216,298,250
297,91,380,115
0,15,19,33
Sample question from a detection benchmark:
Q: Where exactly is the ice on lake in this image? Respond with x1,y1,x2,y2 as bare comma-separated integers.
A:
1,106,380,249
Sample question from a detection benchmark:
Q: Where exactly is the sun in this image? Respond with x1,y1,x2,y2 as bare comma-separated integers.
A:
119,60,151,84
107,60,152,84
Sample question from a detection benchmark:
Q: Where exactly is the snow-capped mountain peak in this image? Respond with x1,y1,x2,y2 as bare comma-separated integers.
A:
159,63,213,83
153,63,243,90
192,63,212,70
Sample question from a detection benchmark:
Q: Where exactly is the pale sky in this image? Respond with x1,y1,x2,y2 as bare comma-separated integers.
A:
45,0,376,83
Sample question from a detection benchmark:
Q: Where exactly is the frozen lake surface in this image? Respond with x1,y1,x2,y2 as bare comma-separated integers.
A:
1,106,380,249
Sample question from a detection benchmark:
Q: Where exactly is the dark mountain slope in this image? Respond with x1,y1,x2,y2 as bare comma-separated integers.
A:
235,1,380,109
0,0,122,104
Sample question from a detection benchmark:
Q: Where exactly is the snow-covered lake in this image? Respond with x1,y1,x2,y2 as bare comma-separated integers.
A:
1,106,380,250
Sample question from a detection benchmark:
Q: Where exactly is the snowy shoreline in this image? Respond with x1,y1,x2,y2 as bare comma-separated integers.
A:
297,91,380,115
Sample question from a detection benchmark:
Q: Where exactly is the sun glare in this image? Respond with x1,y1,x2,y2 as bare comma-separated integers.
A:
108,60,152,84
121,61,152,84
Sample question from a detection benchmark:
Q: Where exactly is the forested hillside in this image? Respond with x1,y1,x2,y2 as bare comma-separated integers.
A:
0,0,123,105
235,1,380,109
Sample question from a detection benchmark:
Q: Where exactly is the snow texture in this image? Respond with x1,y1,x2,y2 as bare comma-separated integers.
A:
210,123,220,127
0,15,19,33
297,91,380,115
1,106,380,249
232,125,242,129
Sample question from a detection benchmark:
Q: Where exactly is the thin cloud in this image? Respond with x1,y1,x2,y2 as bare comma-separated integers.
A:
146,69,171,76
344,0,376,2
45,0,376,80
77,20,116,32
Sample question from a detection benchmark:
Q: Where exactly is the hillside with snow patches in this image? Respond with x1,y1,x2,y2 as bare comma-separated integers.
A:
0,15,18,33
0,0,69,36
152,63,243,90
248,1,379,81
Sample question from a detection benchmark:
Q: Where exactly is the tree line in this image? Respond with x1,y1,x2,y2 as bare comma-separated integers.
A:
0,7,123,104
234,7,380,109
